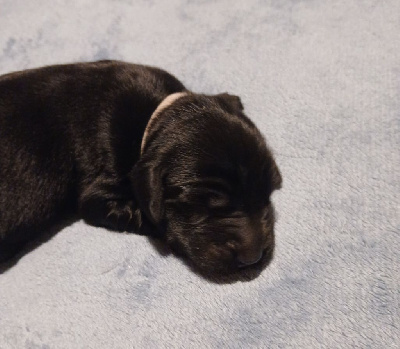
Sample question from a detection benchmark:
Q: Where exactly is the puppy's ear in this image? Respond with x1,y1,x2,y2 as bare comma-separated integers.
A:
270,160,282,190
131,160,164,226
214,93,244,114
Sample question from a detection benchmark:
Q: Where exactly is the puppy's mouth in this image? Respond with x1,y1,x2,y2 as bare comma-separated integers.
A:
187,245,274,277
165,228,275,278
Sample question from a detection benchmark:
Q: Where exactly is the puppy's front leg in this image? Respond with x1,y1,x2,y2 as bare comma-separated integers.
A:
79,178,142,232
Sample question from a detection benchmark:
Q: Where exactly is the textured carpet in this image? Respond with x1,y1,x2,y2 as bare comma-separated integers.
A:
0,0,399,348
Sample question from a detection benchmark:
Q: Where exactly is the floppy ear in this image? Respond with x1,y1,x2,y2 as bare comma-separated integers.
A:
131,159,165,226
214,93,244,113
271,159,282,190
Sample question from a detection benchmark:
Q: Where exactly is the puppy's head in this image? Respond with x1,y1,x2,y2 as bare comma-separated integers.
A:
132,93,281,275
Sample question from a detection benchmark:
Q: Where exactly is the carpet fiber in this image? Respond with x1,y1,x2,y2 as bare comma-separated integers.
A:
0,0,399,348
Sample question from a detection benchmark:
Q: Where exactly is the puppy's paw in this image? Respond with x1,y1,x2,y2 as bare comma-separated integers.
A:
105,200,142,232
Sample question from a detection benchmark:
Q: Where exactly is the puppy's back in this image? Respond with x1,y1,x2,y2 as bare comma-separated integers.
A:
0,61,124,240
0,64,77,241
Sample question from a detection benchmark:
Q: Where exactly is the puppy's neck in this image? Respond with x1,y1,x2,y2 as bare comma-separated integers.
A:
141,92,187,155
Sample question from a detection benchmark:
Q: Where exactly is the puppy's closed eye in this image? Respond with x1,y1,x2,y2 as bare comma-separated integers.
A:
166,177,232,207
206,189,230,208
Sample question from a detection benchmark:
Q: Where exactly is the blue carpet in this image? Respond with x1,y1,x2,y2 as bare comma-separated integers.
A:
0,0,399,347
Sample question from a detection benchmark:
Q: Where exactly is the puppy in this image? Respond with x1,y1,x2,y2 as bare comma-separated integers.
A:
0,60,281,274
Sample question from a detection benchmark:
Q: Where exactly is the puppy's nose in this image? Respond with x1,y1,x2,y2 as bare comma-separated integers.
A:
236,250,263,267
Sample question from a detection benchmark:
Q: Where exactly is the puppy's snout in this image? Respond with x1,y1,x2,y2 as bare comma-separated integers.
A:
234,220,266,267
236,249,263,267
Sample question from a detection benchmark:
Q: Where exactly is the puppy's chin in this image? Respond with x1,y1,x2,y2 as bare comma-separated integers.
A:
191,249,273,276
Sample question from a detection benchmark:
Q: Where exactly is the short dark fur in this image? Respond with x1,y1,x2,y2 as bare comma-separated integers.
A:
0,60,281,275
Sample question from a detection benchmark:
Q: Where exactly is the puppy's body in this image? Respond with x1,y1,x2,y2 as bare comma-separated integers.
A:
0,60,281,274
0,61,184,258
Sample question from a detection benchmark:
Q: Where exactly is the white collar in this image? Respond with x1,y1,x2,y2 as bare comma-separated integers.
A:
140,92,188,155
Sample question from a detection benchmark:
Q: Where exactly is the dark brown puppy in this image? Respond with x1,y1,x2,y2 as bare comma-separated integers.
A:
0,60,281,274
